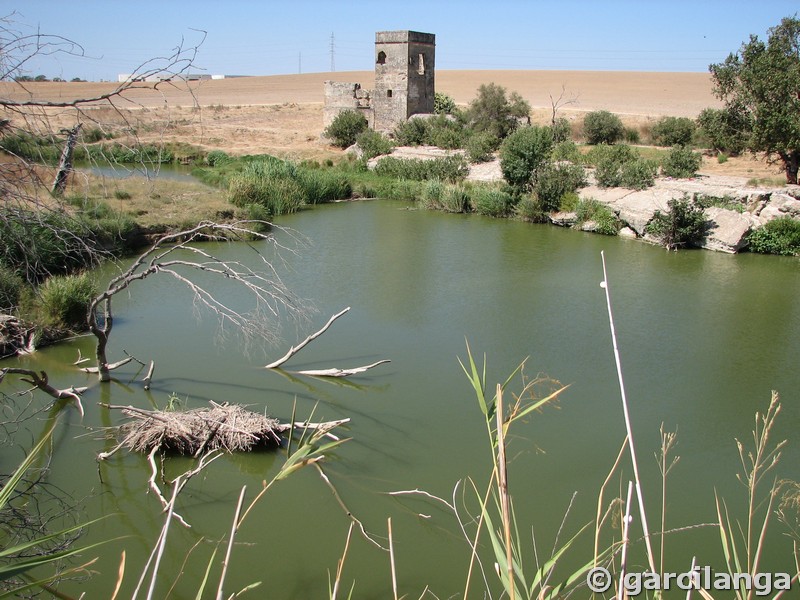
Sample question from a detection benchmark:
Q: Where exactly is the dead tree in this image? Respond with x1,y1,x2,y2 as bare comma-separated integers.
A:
86,221,304,382
50,123,81,196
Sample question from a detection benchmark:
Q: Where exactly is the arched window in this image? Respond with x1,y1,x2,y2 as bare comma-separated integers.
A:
418,53,425,75
377,51,386,65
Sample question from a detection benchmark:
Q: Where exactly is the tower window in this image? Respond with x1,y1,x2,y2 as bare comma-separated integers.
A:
377,51,386,65
418,53,425,75
387,89,392,98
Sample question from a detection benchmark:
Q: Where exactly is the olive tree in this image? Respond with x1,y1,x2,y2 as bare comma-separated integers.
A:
467,83,531,142
709,16,800,183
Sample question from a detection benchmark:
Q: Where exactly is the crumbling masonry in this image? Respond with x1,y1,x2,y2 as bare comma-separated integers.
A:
324,30,435,133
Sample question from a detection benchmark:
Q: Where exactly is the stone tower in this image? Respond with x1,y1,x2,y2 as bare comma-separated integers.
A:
372,30,435,131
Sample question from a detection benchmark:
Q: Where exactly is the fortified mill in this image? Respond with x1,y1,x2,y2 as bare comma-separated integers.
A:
323,30,436,132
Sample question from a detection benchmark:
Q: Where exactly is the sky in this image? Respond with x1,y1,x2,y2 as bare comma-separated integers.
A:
4,1,798,81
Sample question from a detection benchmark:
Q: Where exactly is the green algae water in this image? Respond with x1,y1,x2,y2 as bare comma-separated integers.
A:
3,199,800,598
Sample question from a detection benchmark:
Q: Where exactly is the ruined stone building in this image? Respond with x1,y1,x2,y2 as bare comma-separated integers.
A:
324,30,435,132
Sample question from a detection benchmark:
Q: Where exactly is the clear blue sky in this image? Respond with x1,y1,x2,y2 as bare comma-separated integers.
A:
5,1,798,81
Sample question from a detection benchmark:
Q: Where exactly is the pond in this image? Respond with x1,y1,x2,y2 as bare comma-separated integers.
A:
4,199,800,598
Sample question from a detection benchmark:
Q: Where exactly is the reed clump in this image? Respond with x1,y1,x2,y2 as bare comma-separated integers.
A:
113,402,283,454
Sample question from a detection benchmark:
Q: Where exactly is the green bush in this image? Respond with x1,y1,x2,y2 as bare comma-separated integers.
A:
533,162,586,212
373,155,469,183
583,110,625,145
499,126,554,190
661,145,703,178
551,117,572,143
696,108,749,155
324,110,369,148
467,83,531,140
746,217,800,256
619,158,658,190
651,116,696,147
594,144,634,187
465,132,499,163
113,189,132,200
472,186,516,217
356,129,394,160
37,272,96,331
206,150,231,167
645,197,707,249
434,92,457,115
393,118,429,146
575,199,620,235
0,266,25,311
552,140,581,163
228,161,305,215
514,196,548,223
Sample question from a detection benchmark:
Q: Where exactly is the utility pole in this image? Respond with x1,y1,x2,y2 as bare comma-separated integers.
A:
298,51,301,74
329,32,335,72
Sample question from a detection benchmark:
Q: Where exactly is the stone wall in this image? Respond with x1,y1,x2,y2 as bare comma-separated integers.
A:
323,81,373,129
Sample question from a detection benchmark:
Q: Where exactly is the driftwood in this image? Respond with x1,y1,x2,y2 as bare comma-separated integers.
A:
265,307,350,368
98,402,350,459
265,307,390,377
295,360,391,378
0,367,87,417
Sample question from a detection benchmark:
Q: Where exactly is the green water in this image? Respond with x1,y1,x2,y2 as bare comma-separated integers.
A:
3,200,799,598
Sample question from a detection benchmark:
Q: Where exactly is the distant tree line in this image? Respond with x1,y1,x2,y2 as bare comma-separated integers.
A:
13,75,86,82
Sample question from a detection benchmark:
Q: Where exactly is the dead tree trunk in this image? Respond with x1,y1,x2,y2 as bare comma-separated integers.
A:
51,123,82,197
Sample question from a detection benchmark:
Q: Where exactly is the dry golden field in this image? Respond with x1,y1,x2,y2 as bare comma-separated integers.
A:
0,70,778,178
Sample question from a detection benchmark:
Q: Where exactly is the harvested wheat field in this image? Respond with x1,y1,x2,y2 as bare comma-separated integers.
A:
0,70,777,177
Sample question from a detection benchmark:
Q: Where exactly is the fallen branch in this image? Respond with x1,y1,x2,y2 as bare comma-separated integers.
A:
142,361,155,391
0,367,87,417
80,356,133,374
265,307,350,369
293,360,391,378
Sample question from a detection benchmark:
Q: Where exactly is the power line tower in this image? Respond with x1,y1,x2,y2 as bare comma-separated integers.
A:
329,32,335,72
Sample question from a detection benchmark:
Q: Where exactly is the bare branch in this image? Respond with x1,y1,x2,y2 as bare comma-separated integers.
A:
0,367,86,416
265,307,351,368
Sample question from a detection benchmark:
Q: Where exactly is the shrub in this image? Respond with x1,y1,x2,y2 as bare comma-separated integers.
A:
575,199,620,235
661,145,702,178
593,144,636,187
0,266,24,311
37,272,96,331
696,107,749,155
514,196,548,223
472,187,516,217
551,117,572,143
533,162,586,212
583,110,624,145
356,129,394,160
499,126,554,190
552,140,581,163
324,110,368,148
465,132,499,163
467,83,531,140
645,197,707,249
113,189,132,200
746,217,800,256
619,158,658,190
651,116,696,147
434,92,457,115
393,118,429,146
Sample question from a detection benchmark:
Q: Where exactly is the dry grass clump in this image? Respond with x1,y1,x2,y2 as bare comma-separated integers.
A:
114,402,283,455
